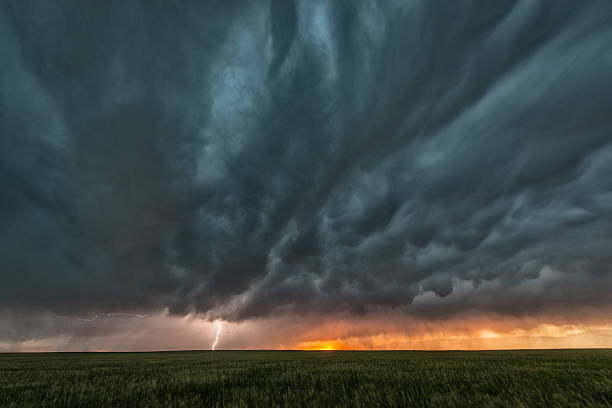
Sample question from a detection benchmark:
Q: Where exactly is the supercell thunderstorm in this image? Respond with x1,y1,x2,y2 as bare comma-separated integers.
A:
1,1,612,347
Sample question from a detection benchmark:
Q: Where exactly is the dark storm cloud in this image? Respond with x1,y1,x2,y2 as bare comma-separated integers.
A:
2,0,612,323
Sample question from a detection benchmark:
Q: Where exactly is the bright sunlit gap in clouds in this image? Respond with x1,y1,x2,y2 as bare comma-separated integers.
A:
293,325,612,351
1,310,611,352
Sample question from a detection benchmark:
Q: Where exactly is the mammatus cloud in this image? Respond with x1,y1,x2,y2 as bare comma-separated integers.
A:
1,1,612,347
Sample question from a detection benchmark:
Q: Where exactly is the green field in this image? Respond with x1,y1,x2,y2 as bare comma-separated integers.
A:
1,350,611,407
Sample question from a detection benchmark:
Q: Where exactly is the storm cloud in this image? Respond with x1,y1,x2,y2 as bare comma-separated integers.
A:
2,0,612,330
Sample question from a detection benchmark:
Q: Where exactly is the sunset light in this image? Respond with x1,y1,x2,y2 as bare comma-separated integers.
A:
297,340,352,351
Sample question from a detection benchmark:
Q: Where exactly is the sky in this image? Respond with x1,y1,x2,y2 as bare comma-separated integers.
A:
1,0,612,351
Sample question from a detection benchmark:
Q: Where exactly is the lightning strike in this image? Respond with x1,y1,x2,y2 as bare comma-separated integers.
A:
212,321,222,351
47,311,148,322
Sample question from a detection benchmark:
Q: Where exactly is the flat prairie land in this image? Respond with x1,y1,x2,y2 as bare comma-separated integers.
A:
1,349,611,407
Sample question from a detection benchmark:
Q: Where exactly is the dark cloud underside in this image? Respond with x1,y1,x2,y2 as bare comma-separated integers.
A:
1,0,612,321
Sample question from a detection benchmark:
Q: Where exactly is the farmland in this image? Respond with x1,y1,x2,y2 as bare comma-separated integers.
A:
1,350,611,407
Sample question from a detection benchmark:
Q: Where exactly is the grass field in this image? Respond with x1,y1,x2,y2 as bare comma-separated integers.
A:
1,349,611,407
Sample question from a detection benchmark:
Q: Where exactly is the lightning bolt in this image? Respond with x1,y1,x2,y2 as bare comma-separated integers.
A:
212,321,222,351
47,311,148,322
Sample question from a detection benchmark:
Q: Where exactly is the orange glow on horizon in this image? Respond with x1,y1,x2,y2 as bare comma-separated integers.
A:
290,324,612,351
298,340,353,351
3,311,611,352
